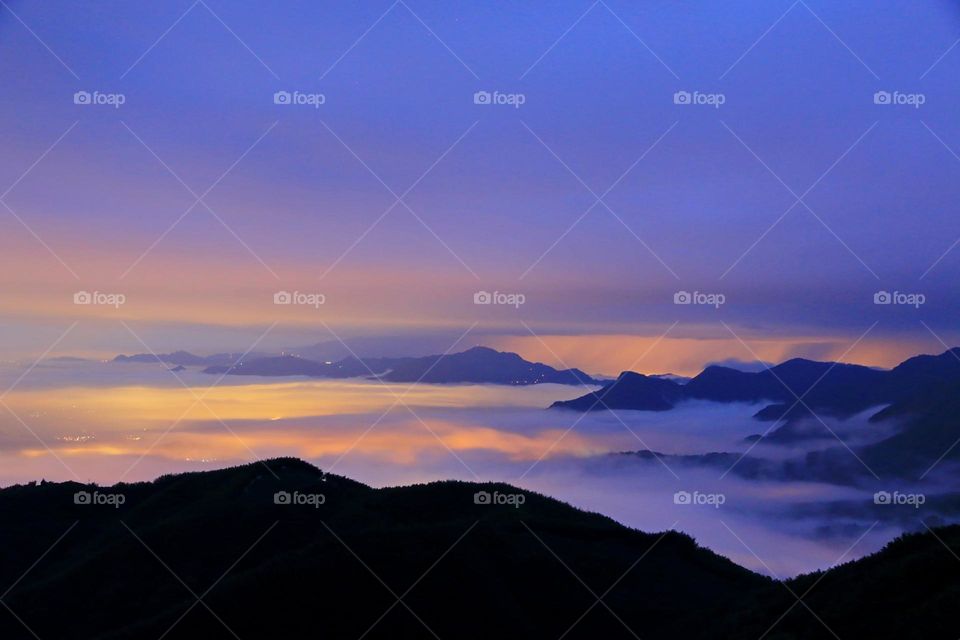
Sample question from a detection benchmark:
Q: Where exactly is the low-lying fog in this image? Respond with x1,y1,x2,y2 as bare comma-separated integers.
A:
0,360,953,577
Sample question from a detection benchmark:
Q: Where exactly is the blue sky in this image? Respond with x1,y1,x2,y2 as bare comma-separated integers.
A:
2,0,960,371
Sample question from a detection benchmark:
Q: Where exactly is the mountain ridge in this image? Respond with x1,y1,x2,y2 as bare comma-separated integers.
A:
0,459,955,639
115,346,599,386
552,347,960,423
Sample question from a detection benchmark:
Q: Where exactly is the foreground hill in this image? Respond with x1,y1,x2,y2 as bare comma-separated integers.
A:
714,524,960,639
0,460,956,638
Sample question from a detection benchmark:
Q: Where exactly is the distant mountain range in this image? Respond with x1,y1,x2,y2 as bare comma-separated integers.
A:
113,350,268,367
581,349,960,483
0,459,954,639
115,346,598,386
552,348,960,423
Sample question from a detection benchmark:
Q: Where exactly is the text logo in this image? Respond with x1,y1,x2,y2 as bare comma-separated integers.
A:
873,91,925,108
273,90,326,108
273,491,326,508
74,490,126,508
274,290,326,308
674,290,725,308
74,90,126,108
473,90,526,109
473,490,526,508
873,290,925,308
74,291,126,308
673,90,725,109
673,490,725,508
874,490,925,508
474,290,526,308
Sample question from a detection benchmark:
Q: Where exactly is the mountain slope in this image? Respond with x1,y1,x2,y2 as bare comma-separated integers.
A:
551,371,683,411
0,459,960,640
708,525,960,638
0,459,761,639
0,460,956,639
380,346,597,385
554,349,960,424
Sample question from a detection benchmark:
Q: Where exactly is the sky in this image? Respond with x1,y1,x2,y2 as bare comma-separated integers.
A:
3,0,960,375
3,3,960,576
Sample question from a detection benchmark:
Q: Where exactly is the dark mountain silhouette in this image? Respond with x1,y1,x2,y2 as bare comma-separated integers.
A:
0,459,762,639
378,346,596,385
552,371,682,411
555,349,960,482
710,524,960,639
286,335,471,363
692,358,887,418
861,379,960,479
0,460,955,639
553,349,960,427
890,347,960,380
617,366,960,484
684,363,784,403
203,346,597,386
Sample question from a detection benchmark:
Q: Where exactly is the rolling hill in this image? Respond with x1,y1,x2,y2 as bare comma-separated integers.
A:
0,460,956,639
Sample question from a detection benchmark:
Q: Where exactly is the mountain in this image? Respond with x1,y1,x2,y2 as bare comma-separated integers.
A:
113,350,269,367
202,354,402,379
0,459,763,639
617,365,960,483
686,358,889,418
860,379,960,479
710,525,960,639
886,347,960,398
551,371,683,411
203,346,598,386
0,460,955,639
286,335,474,363
683,364,781,402
554,349,960,425
378,346,597,385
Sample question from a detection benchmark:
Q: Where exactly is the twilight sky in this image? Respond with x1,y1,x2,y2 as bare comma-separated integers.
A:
2,0,960,375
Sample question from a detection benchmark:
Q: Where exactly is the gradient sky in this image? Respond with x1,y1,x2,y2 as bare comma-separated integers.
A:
3,0,960,374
